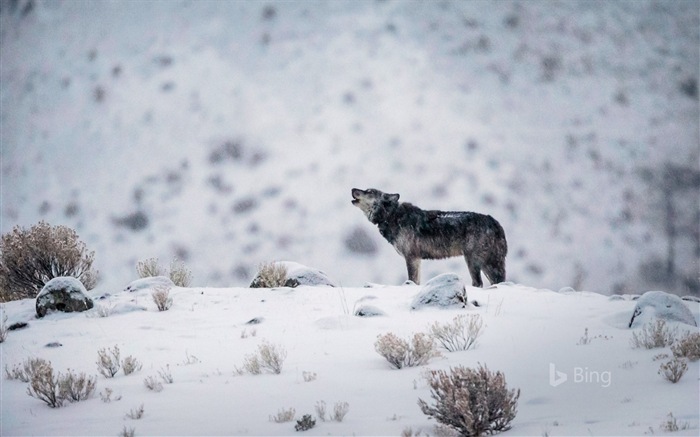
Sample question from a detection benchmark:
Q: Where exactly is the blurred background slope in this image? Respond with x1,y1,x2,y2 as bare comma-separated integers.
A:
1,0,698,295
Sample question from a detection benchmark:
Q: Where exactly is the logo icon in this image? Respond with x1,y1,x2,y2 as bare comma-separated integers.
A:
549,363,568,387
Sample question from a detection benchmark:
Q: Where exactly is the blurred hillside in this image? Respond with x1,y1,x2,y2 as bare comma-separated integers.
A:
1,0,698,295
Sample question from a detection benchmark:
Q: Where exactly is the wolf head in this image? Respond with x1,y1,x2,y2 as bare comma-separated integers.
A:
351,188,400,224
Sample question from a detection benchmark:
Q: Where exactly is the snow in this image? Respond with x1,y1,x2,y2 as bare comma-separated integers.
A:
410,272,468,310
2,278,699,436
36,276,88,299
123,276,175,293
1,0,698,296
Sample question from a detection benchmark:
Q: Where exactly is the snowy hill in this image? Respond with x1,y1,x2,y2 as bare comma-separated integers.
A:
1,0,699,295
1,279,699,436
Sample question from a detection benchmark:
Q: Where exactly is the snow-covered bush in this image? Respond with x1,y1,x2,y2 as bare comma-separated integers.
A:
151,286,173,311
419,364,520,436
671,331,700,361
143,376,163,392
0,221,97,302
121,356,143,375
630,319,678,349
429,314,483,352
58,370,97,402
250,261,337,288
96,345,121,378
136,257,163,278
125,404,145,420
168,258,192,287
658,357,688,383
374,332,437,369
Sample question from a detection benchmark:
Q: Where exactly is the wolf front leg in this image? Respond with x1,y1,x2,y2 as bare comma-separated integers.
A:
405,257,421,284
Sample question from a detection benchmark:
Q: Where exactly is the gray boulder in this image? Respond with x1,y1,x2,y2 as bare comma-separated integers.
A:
411,273,468,310
36,277,94,318
629,291,697,328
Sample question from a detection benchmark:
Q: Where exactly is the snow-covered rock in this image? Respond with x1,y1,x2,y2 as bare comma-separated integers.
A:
411,273,468,310
249,261,337,288
354,305,386,317
35,277,94,318
124,276,175,293
629,291,697,328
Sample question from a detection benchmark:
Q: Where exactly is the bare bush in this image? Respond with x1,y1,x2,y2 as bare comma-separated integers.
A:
658,357,688,383
250,262,288,288
58,369,96,402
169,258,192,287
136,257,163,278
630,319,678,349
375,332,437,369
122,356,143,375
660,412,690,432
126,404,145,420
671,331,700,361
269,407,296,423
5,357,51,382
429,314,483,352
100,387,121,403
315,401,327,421
137,257,192,287
144,376,163,392
158,365,174,384
0,221,97,302
26,360,63,408
419,364,520,436
258,342,287,374
331,401,350,422
302,371,317,382
96,345,121,378
119,426,135,437
152,286,173,311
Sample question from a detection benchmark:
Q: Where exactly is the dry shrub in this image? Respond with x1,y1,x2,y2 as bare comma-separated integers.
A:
136,257,163,278
5,357,51,382
429,314,484,352
240,342,287,375
97,345,121,378
658,357,688,383
375,332,437,369
269,407,296,423
671,331,700,361
0,307,7,343
0,221,97,302
126,404,145,420
295,414,315,431
331,401,350,422
250,262,288,288
24,360,95,408
419,364,520,436
630,319,677,349
137,257,192,287
144,376,163,392
152,286,173,311
122,356,143,375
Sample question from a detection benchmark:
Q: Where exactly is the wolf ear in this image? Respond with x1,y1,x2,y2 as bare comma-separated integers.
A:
385,193,400,202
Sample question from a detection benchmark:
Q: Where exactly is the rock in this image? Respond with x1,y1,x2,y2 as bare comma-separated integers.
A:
354,305,386,317
246,317,264,325
249,261,337,288
124,276,174,292
35,277,94,318
629,291,697,328
411,273,468,310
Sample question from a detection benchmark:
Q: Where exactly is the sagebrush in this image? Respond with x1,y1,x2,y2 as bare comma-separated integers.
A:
152,286,173,311
658,357,688,383
250,262,288,288
419,364,520,436
429,314,483,352
96,345,121,378
24,359,96,408
671,331,700,361
136,257,192,287
630,319,677,349
375,332,437,369
0,221,97,302
240,342,287,374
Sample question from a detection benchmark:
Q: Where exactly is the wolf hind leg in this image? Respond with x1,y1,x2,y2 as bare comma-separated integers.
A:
405,257,421,284
483,257,506,285
464,256,483,288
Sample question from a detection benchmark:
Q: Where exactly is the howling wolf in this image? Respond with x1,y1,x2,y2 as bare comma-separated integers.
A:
351,188,507,287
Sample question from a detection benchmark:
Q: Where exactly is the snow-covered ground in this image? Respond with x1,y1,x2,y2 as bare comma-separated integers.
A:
1,278,699,436
1,0,698,296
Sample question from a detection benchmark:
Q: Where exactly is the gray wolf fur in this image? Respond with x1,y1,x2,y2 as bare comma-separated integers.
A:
351,188,507,287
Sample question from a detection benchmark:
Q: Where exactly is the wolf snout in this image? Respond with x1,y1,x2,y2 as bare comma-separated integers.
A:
351,188,363,204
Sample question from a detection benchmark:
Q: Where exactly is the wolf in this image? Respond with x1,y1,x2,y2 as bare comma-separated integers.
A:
351,188,507,287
